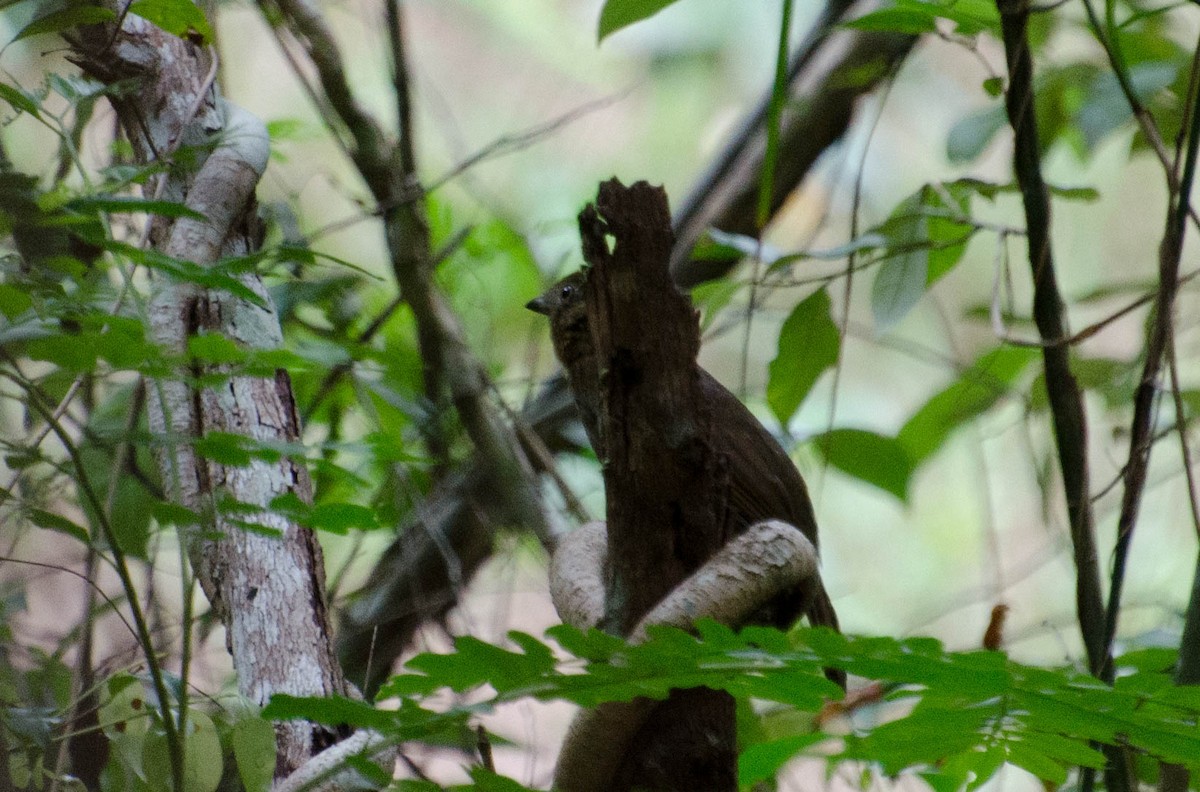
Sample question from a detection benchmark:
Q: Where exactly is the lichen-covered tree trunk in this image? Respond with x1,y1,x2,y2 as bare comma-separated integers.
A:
70,9,355,780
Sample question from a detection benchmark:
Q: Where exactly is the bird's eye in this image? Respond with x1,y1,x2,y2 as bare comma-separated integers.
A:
560,284,575,300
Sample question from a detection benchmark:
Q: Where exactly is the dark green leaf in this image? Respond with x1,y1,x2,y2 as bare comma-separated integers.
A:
193,432,261,467
0,83,41,117
128,0,213,41
28,508,88,543
466,767,539,792
597,0,682,41
263,694,398,731
269,492,378,534
12,6,116,41
767,288,839,427
812,429,913,501
406,633,558,694
151,500,202,528
67,195,204,220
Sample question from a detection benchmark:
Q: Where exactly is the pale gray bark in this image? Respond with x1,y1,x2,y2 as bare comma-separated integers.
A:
71,7,365,781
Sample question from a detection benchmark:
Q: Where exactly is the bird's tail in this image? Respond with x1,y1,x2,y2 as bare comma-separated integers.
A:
806,582,846,689
807,581,840,632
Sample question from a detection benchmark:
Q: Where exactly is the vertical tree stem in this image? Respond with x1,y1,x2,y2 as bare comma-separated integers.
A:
995,0,1105,675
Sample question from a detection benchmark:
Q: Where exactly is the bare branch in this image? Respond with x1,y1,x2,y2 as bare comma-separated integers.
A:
1103,31,1200,681
995,0,1105,676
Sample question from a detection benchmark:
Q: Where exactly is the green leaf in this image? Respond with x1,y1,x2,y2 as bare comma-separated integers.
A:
183,710,224,792
67,195,203,220
28,508,89,543
466,767,540,792
151,500,203,528
193,432,261,467
263,694,396,730
1006,741,1068,784
128,0,213,41
843,6,939,34
947,106,1007,164
847,0,997,34
0,83,41,118
188,333,246,364
406,633,558,694
232,716,276,792
690,277,742,332
269,492,379,534
812,429,913,501
767,288,839,427
1077,61,1177,150
12,6,116,41
0,283,32,318
871,239,927,331
597,0,681,41
738,733,826,785
1024,732,1105,769
898,346,1037,466
870,184,976,329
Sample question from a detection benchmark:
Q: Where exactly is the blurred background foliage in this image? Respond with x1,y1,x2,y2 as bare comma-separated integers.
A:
1,0,1199,787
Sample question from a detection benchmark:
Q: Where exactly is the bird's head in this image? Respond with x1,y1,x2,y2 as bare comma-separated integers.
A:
526,271,591,367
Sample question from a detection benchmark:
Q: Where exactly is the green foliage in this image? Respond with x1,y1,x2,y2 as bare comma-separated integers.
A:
813,428,914,501
767,287,839,428
898,345,1037,466
596,0,683,41
128,0,213,42
4,0,1200,787
845,0,999,36
265,623,1200,789
11,6,117,43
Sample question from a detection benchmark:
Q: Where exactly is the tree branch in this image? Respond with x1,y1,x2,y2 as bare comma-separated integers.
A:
552,519,825,792
995,0,1105,674
1103,30,1200,680
671,1,915,287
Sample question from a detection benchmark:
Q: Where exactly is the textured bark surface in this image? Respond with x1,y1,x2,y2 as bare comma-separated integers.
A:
580,179,735,790
71,9,352,778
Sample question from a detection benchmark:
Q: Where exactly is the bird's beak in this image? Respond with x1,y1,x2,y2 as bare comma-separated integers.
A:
526,294,551,315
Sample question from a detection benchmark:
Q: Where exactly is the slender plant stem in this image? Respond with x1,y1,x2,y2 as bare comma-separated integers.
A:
3,369,185,791
1102,31,1200,687
757,0,794,229
995,0,1106,674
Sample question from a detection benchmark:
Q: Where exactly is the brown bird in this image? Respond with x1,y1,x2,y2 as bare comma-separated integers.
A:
527,272,842,659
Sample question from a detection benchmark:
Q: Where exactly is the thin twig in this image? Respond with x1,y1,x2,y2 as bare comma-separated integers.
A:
1101,26,1200,686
